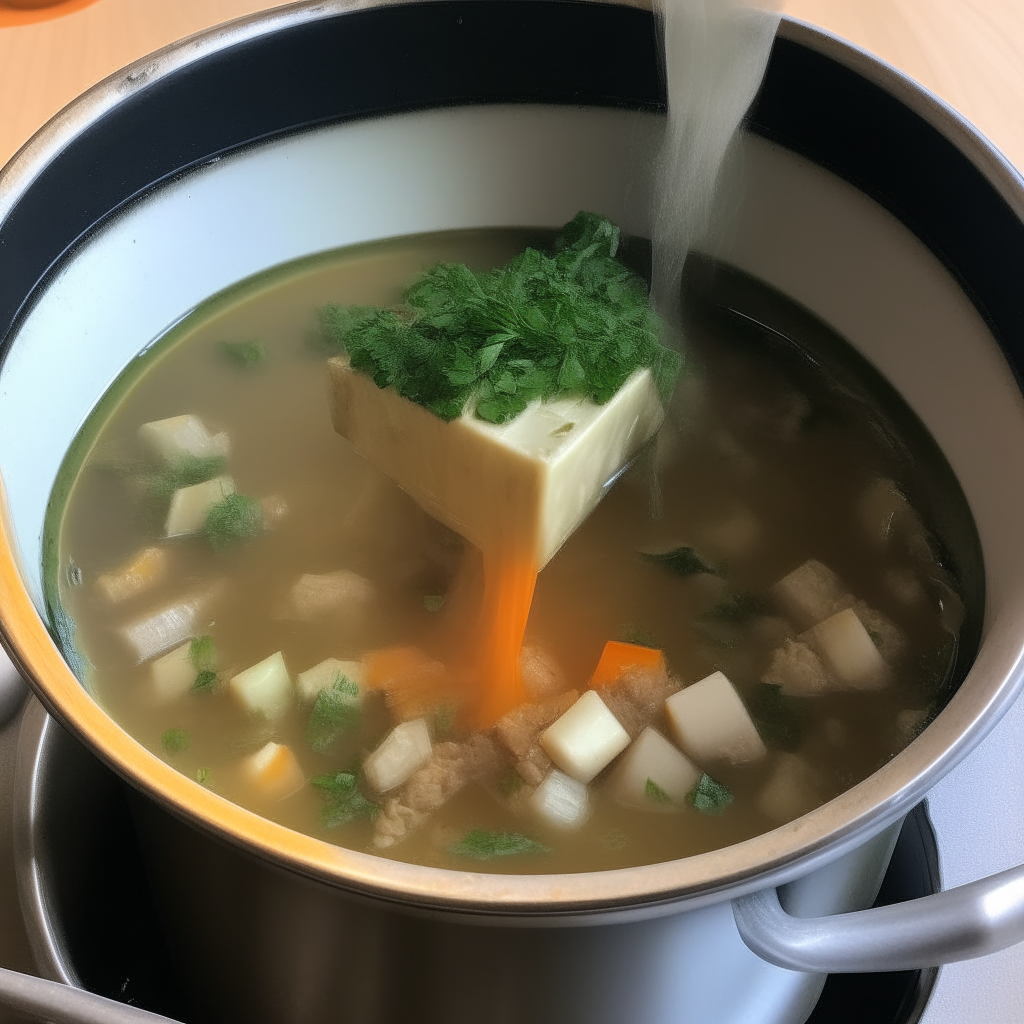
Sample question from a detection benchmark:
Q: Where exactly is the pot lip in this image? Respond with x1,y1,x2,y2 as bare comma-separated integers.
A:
2,1,1024,919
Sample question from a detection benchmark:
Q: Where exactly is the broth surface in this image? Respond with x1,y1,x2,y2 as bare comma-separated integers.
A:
50,230,973,873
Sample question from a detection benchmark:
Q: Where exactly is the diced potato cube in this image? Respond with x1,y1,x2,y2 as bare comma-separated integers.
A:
763,639,834,696
281,570,374,620
150,641,196,703
241,742,304,801
296,658,363,703
165,475,235,538
606,727,700,811
802,608,889,690
120,584,222,663
539,690,630,784
757,753,823,823
529,769,591,830
138,414,230,464
665,670,766,765
96,546,168,604
770,559,849,631
588,641,666,690
229,651,293,720
363,718,432,794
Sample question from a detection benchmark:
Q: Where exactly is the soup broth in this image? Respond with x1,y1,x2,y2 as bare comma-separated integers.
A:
48,229,977,874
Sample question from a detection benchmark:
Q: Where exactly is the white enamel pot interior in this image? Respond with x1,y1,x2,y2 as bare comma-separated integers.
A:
1,4,1024,1024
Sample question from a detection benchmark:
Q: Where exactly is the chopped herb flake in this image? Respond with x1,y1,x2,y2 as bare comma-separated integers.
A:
640,546,719,577
320,212,681,425
195,767,212,786
204,492,264,549
189,635,217,672
144,455,227,503
191,669,218,693
306,674,361,753
688,773,733,815
219,339,267,368
747,682,807,752
310,771,378,828
645,778,673,804
423,594,445,612
161,728,190,755
448,829,549,861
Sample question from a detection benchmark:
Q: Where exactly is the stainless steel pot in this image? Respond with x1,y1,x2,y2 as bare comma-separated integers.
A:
2,3,1024,1023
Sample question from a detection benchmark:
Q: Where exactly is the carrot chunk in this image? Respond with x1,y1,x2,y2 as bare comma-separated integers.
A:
588,641,666,690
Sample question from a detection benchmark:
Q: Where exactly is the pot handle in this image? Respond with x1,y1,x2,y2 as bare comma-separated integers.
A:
0,966,182,1024
733,861,1024,973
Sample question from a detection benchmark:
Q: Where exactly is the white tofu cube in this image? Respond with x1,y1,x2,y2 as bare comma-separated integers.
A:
606,727,701,811
281,571,374,621
539,689,630,784
757,753,823,823
165,475,235,538
120,584,222,663
241,742,305,801
138,414,230,463
296,658,363,703
96,546,168,605
150,642,195,703
363,718,432,794
770,559,849,631
665,671,767,765
329,358,664,569
229,651,293,720
763,639,834,697
802,608,889,690
529,769,591,830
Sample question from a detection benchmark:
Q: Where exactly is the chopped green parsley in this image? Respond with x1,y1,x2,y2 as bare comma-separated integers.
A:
219,339,267,368
310,771,378,828
640,546,719,578
306,675,361,753
645,777,673,804
161,728,190,755
204,492,264,549
144,455,226,503
688,773,733,815
195,767,212,786
448,829,549,861
423,594,446,612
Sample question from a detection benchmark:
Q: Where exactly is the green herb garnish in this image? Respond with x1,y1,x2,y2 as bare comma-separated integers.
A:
320,212,681,425
189,634,217,671
204,492,264,549
310,771,378,828
192,670,218,693
688,773,733,815
143,455,227,503
640,546,719,578
219,339,266,368
161,728,190,755
747,682,807,752
645,778,673,804
306,675,361,753
195,767,212,786
447,829,549,861
423,594,445,612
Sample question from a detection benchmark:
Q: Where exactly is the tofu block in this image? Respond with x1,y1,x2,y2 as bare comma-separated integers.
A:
165,475,235,538
606,727,701,811
229,651,293,720
540,689,630,783
665,671,767,765
281,570,374,621
296,658,363,703
120,584,222,663
529,769,591,830
241,742,305,801
770,559,849,631
588,641,666,690
329,357,664,568
763,638,834,697
802,608,889,690
363,718,433,794
757,753,823,823
150,641,196,703
96,546,168,604
138,414,230,464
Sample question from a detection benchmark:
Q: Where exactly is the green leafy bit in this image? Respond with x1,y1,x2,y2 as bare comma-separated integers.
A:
190,634,217,670
447,829,550,861
617,622,659,648
645,778,672,804
701,592,765,624
319,212,681,425
161,728,190,755
306,675,362,753
195,767,212,786
204,492,264,550
310,771,378,828
192,670,218,693
423,594,445,612
143,454,227,503
640,546,719,578
747,682,806,752
219,339,267,368
688,773,733,815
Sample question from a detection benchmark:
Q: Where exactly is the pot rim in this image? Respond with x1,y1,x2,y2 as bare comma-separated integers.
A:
1,2,1023,920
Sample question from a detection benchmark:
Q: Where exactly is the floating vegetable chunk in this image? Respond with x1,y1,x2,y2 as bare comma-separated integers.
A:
296,658,363,703
229,651,293,720
540,690,630,784
607,727,700,811
802,608,889,691
242,742,305,801
530,769,591,830
363,719,433,794
95,546,168,605
589,641,667,690
138,414,230,464
165,475,235,538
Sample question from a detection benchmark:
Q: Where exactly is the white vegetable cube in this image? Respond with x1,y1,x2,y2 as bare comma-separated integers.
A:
150,642,196,703
757,753,823,823
665,671,767,765
241,742,305,801
770,559,848,631
283,571,374,621
802,608,889,690
120,584,222,663
363,718,432,794
165,475,235,538
138,414,230,463
296,658,363,703
229,651,293,720
607,727,701,811
530,769,591,830
539,689,630,783
96,546,168,605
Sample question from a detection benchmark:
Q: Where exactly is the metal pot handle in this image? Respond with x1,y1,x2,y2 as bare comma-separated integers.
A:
733,861,1024,972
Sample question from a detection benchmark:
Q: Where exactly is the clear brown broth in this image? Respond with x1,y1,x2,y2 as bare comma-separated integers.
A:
51,230,969,873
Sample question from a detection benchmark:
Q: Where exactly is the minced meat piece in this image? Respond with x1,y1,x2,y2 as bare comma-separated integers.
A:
495,689,579,786
599,665,678,738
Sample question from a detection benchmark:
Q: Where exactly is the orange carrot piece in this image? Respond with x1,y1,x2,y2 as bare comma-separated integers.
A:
588,641,666,690
362,645,432,690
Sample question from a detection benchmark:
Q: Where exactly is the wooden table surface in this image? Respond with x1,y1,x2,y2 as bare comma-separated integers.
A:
1,0,1023,173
